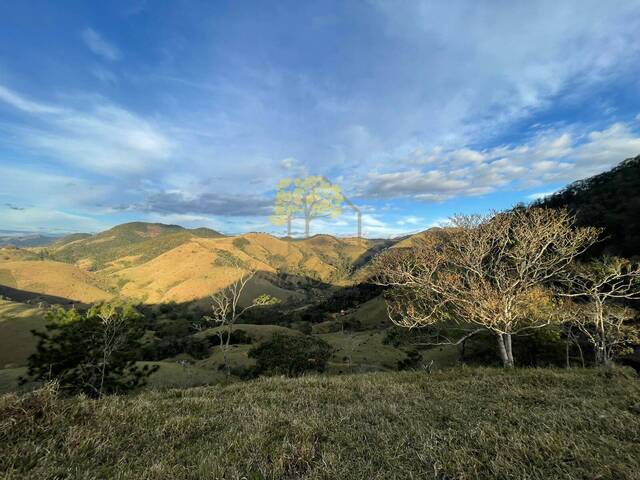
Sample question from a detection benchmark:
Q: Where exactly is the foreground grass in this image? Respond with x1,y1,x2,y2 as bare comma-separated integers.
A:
1,368,639,479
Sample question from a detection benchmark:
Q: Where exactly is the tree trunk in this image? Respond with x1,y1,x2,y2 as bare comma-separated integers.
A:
304,216,310,238
496,334,513,367
287,216,291,237
224,324,233,376
504,333,514,367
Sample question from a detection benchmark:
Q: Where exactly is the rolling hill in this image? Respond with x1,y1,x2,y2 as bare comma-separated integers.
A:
1,222,389,305
0,233,61,248
0,259,113,303
48,222,224,270
537,154,640,258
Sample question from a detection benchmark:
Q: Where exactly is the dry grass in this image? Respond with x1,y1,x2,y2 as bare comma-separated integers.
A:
0,300,46,368
2,367,639,479
0,261,112,303
110,233,375,303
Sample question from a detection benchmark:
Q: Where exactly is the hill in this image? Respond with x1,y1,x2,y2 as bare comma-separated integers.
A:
48,222,223,270
107,232,379,303
0,234,60,248
0,221,393,304
2,368,639,479
0,299,46,368
0,260,113,303
537,154,640,258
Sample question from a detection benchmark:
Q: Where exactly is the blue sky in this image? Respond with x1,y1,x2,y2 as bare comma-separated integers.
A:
1,1,640,238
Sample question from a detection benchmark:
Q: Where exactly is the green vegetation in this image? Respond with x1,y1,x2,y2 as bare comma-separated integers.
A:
2,368,639,479
26,303,157,397
538,154,640,258
51,222,222,270
248,333,332,376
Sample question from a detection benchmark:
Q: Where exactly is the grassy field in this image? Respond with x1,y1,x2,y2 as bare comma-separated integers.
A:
0,300,46,368
1,367,639,479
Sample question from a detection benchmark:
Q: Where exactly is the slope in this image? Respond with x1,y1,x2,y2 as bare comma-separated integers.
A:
0,260,113,303
2,368,638,479
111,233,379,303
537,154,640,258
49,222,223,270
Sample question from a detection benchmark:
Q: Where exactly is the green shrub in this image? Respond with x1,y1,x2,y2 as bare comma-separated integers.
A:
23,303,157,397
249,333,332,376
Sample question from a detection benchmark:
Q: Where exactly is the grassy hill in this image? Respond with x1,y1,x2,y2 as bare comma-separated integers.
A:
0,260,113,303
0,223,386,304
537,154,640,258
2,367,639,479
49,222,223,271
0,299,46,369
110,232,379,303
0,234,60,248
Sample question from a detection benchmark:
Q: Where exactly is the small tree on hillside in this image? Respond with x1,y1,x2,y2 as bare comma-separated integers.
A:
204,263,279,375
25,303,156,397
560,257,640,366
373,208,600,367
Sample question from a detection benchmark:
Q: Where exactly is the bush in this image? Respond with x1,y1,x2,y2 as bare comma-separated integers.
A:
24,303,157,397
397,350,422,370
249,334,332,377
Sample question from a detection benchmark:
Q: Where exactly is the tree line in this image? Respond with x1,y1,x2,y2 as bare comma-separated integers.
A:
373,207,640,368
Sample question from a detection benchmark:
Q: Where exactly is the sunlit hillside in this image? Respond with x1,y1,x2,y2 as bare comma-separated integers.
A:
0,223,389,305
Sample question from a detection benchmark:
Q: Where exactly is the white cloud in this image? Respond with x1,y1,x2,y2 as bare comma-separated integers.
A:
0,85,63,114
1,206,107,233
359,120,640,202
81,28,121,61
527,191,556,201
0,85,172,175
397,215,422,226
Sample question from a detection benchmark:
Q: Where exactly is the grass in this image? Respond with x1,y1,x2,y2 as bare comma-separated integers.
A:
142,361,225,390
1,367,639,479
0,367,27,394
0,300,46,368
318,331,461,373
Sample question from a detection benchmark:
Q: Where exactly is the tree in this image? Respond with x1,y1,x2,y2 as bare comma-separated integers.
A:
374,208,600,367
204,262,279,375
25,303,156,397
560,257,640,366
271,176,344,238
248,333,332,376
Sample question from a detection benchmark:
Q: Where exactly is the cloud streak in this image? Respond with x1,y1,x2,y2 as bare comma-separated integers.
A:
81,28,121,61
0,85,172,175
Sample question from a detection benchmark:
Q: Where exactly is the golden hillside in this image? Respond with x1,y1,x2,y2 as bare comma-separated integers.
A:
0,223,391,304
0,260,113,303
112,233,377,303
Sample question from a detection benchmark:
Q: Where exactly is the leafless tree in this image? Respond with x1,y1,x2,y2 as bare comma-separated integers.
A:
204,263,279,375
91,303,134,398
559,257,640,366
374,208,600,367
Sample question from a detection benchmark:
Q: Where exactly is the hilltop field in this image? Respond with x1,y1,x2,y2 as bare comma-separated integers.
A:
2,367,639,480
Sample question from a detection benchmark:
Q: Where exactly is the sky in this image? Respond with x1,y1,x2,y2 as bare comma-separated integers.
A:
1,0,640,238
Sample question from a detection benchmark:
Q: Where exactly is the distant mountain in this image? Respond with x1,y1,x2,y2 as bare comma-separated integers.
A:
536,155,640,258
49,222,224,270
0,233,60,248
0,221,390,304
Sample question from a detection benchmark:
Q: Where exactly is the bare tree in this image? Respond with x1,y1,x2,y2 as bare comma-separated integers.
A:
204,263,279,375
94,304,130,398
374,208,600,367
560,257,640,366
